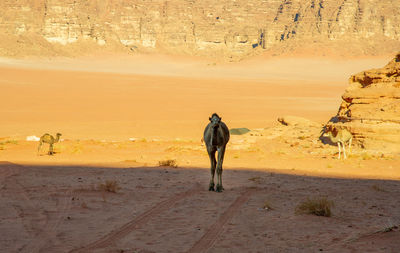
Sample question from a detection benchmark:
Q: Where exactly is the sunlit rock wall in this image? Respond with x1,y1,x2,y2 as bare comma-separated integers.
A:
1,0,400,58
329,53,400,152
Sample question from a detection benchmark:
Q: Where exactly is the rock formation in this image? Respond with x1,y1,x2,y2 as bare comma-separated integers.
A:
328,53,400,152
0,0,400,59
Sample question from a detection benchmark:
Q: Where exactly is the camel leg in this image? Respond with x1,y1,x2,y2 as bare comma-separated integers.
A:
337,142,341,159
348,138,352,156
216,145,226,192
208,148,217,191
49,143,54,155
37,142,43,155
342,142,347,159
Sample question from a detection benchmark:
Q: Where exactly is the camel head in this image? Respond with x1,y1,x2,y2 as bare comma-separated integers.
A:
209,113,221,129
55,133,62,142
322,125,338,138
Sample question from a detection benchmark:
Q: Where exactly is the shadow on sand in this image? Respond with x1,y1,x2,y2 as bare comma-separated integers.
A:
1,161,399,252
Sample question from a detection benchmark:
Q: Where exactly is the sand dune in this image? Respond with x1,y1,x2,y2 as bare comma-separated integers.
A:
0,55,389,140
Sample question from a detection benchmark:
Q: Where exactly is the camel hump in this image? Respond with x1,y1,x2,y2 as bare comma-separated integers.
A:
340,128,353,140
39,133,56,143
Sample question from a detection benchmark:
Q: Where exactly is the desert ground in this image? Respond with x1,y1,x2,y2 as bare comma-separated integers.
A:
1,55,399,252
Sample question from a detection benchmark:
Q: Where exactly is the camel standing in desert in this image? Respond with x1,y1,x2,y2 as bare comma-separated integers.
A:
37,133,62,155
203,113,230,192
323,126,352,159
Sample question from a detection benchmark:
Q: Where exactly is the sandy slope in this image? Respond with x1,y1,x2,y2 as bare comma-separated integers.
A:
0,55,389,140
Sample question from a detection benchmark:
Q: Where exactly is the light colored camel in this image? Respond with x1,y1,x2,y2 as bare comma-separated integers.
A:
37,133,62,155
323,126,352,159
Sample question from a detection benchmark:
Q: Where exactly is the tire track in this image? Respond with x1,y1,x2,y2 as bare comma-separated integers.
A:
0,161,23,185
19,189,73,253
187,188,257,253
0,162,49,252
0,162,72,253
0,162,39,215
70,183,202,253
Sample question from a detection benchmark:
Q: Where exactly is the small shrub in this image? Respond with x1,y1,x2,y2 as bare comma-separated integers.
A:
361,152,373,160
0,139,18,149
382,224,398,233
124,159,137,163
8,140,18,144
296,197,334,217
229,128,251,135
262,201,273,210
371,184,386,192
158,159,178,168
275,150,286,155
248,177,261,182
98,180,120,193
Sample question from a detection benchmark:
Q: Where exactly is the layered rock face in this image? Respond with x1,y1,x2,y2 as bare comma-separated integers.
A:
1,0,400,59
329,53,400,152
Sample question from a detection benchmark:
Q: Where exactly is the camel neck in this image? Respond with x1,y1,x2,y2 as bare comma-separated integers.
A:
328,132,339,142
211,126,219,145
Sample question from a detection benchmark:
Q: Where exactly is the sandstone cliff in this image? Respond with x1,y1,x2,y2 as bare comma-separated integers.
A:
1,0,400,59
328,53,400,152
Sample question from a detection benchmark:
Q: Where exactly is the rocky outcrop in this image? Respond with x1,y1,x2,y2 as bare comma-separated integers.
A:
328,53,400,152
0,0,400,59
278,116,320,128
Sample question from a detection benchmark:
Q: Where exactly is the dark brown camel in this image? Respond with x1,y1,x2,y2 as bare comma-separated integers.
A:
203,113,230,192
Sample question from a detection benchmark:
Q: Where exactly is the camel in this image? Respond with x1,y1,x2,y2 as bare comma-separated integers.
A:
37,133,62,155
203,113,230,192
323,126,352,159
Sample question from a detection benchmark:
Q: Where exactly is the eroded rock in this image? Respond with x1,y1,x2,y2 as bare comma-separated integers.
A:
329,53,400,152
278,116,320,128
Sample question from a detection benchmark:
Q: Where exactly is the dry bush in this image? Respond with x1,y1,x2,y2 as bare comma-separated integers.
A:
124,159,137,163
248,177,262,183
296,197,334,217
4,140,18,145
0,139,18,150
371,184,386,192
262,201,273,210
382,224,398,233
158,159,178,168
361,152,373,160
98,180,120,193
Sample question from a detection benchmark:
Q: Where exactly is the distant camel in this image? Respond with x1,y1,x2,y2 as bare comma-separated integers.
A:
38,133,62,155
203,113,230,192
323,126,352,159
